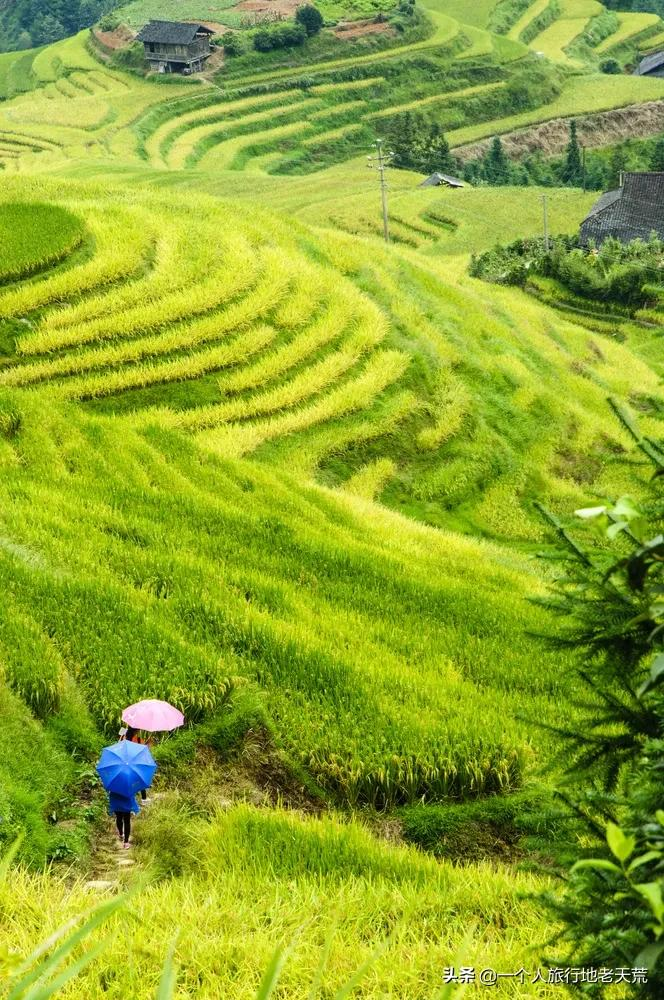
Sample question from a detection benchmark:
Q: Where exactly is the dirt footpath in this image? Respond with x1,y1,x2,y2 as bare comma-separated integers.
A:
455,99,664,162
236,0,301,15
334,19,395,39
93,25,135,49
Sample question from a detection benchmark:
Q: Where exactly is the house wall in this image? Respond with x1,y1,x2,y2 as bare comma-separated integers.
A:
143,37,211,69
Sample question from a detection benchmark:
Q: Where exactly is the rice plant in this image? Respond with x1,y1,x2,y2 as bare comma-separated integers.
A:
166,95,320,170
0,202,83,284
0,209,149,318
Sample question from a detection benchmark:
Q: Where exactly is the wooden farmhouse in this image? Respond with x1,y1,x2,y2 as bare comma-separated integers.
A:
419,172,465,188
580,172,664,246
136,20,215,74
634,51,664,78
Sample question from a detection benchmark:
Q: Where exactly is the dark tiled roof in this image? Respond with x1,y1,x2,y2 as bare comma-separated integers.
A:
419,172,465,188
636,50,664,75
584,189,620,218
136,20,214,44
580,173,664,244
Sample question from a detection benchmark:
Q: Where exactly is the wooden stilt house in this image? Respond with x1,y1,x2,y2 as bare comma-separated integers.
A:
137,20,215,74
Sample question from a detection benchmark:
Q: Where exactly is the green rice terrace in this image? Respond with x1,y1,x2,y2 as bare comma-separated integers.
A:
0,0,663,996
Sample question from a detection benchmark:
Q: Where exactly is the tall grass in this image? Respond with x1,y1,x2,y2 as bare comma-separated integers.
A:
0,809,553,998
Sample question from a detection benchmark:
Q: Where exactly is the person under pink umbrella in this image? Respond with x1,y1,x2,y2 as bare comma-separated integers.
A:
119,700,184,804
122,699,184,733
122,726,151,801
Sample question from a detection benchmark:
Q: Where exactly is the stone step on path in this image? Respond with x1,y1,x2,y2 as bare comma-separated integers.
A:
84,839,134,890
84,879,116,891
84,797,156,891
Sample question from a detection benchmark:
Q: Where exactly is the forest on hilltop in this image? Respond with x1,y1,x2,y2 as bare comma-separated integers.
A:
0,0,113,51
605,0,664,17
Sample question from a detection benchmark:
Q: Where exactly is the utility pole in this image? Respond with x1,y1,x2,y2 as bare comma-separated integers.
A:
542,193,550,253
367,139,393,243
582,145,586,193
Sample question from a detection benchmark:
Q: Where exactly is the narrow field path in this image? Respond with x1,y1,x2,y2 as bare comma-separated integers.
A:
83,796,164,893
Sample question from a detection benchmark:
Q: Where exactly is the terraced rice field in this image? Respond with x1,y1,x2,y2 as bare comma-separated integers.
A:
639,29,664,52
0,180,656,716
448,71,664,146
595,11,662,52
0,23,510,176
0,168,659,841
507,0,551,41
505,0,661,63
0,32,192,172
530,0,603,64
0,3,661,179
1,8,664,991
134,74,514,174
0,189,534,810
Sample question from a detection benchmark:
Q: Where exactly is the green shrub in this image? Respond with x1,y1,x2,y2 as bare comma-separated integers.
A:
98,13,120,31
504,60,563,113
253,22,307,52
151,689,268,776
0,683,77,865
201,688,270,759
295,4,324,36
473,233,661,309
400,789,559,859
489,0,532,35
110,41,146,72
600,57,621,73
222,32,246,56
536,435,664,991
152,727,199,772
606,260,650,303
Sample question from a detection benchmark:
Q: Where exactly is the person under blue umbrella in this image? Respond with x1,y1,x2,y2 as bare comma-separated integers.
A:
109,788,140,848
96,739,157,850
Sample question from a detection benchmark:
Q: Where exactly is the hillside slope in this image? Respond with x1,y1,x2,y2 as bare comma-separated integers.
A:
0,4,663,996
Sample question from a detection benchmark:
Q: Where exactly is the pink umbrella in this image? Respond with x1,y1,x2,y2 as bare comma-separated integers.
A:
122,699,184,732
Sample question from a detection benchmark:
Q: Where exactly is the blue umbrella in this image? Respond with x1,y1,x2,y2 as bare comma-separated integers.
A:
96,740,156,797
